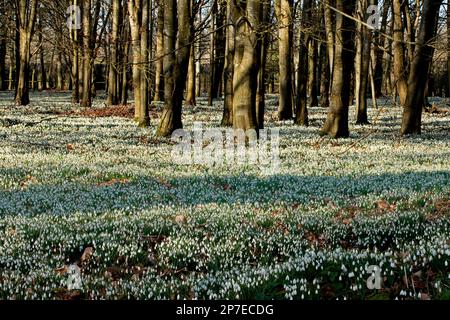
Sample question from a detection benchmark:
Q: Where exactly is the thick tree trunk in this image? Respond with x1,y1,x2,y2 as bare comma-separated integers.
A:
231,0,261,132
275,0,293,120
401,0,442,135
15,0,38,106
157,0,192,137
321,0,356,138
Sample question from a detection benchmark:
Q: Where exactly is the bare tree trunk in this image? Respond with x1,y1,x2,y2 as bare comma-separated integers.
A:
324,0,335,77
81,0,92,108
128,0,145,124
401,0,442,135
121,13,130,105
231,0,261,132
295,0,311,126
275,0,293,120
321,0,356,138
157,0,192,137
37,13,46,92
355,0,371,125
154,0,164,102
374,0,388,97
221,0,235,127
15,0,38,106
448,2,450,96
213,1,226,100
256,0,270,129
0,27,7,90
108,0,120,105
319,43,330,108
392,0,407,106
71,0,80,103
56,50,63,91
139,0,150,127
185,43,196,106
308,38,319,108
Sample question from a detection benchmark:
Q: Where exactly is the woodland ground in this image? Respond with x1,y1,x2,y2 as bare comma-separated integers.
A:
0,91,449,300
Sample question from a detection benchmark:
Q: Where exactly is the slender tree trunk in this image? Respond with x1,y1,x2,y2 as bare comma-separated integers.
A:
185,43,196,106
221,0,235,127
275,0,293,120
392,0,407,106
213,1,226,100
154,0,164,102
319,43,330,108
355,0,371,125
295,0,311,126
324,0,335,77
308,38,319,108
37,17,46,92
0,31,6,90
121,13,130,105
256,0,270,129
321,0,356,138
81,0,92,108
128,0,144,123
108,0,120,105
374,0,388,97
447,2,450,96
139,0,150,127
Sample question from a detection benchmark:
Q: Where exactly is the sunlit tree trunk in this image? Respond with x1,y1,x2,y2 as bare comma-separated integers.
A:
275,0,293,120
153,0,164,102
157,0,192,137
81,0,92,108
15,0,38,106
231,0,261,132
108,0,120,106
321,0,356,138
185,43,196,106
221,0,235,127
392,0,407,106
401,0,442,135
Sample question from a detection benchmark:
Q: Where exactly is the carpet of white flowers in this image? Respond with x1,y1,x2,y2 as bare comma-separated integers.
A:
0,91,449,300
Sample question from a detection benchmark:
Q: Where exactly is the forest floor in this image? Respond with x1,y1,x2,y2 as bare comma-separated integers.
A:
0,91,449,300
